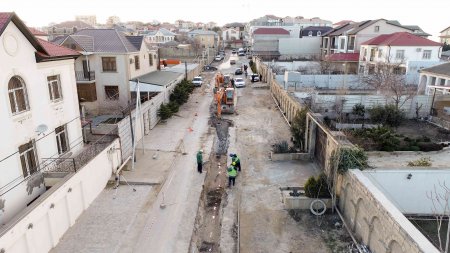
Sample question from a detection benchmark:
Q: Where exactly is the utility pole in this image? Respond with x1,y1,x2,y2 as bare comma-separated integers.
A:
185,61,188,80
128,100,135,162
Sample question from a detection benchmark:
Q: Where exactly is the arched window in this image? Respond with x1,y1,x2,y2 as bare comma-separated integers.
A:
308,31,313,36
317,31,321,36
8,76,30,114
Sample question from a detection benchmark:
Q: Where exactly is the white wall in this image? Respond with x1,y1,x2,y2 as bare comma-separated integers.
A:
363,170,450,215
0,139,121,253
278,37,321,58
0,22,83,224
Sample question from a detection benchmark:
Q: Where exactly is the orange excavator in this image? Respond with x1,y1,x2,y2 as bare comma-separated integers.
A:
214,72,236,118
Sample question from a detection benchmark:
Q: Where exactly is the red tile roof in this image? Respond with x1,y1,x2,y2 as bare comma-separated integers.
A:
253,28,289,35
0,12,13,34
333,20,353,26
28,27,47,36
326,53,360,62
362,32,442,46
36,38,80,58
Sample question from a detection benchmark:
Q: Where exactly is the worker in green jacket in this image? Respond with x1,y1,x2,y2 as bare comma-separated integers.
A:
230,154,241,171
227,162,237,187
197,149,203,173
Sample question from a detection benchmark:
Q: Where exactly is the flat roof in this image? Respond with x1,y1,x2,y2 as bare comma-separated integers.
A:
131,71,183,86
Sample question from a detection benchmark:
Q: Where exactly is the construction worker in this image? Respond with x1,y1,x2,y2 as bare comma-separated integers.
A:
231,154,241,172
196,149,203,173
227,162,237,187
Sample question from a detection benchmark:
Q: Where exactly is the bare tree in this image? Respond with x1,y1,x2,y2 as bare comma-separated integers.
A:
319,57,333,74
360,60,416,110
427,181,450,253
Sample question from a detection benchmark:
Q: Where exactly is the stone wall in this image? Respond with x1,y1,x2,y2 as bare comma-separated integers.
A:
338,170,439,253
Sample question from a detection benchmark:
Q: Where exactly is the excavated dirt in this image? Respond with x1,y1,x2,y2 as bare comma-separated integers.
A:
189,112,232,253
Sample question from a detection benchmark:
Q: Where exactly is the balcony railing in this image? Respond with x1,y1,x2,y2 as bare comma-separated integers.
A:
75,71,95,82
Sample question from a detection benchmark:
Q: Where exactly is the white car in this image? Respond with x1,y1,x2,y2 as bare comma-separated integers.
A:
192,76,203,87
215,55,222,61
234,77,245,88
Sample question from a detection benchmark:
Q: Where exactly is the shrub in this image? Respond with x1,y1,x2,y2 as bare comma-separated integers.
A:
409,146,420,151
407,157,432,167
167,101,180,113
368,104,405,127
404,137,411,142
331,147,368,174
272,141,290,153
417,142,443,152
304,173,331,198
158,104,173,120
290,108,308,151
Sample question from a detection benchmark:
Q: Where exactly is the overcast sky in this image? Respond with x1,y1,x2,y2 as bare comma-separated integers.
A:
3,0,449,40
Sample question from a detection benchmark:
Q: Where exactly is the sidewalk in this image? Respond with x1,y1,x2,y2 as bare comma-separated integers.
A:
51,73,216,253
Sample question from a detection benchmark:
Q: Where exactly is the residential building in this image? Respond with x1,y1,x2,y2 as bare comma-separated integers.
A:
28,27,48,41
0,12,83,224
252,28,290,59
418,63,450,122
46,20,93,40
440,26,450,44
58,29,158,115
222,22,245,41
75,15,97,27
359,32,442,78
419,62,450,95
187,29,219,48
300,26,333,38
143,28,176,44
106,16,121,27
321,19,422,58
332,20,354,28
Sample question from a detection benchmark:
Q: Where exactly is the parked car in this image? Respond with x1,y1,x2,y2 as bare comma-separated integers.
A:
235,68,243,75
192,76,203,87
238,51,245,56
231,49,237,55
230,59,236,65
204,65,218,71
215,55,222,61
234,77,245,88
250,73,260,82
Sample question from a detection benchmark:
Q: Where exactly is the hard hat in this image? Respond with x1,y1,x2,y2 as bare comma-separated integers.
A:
199,149,203,153
229,153,234,157
232,162,236,166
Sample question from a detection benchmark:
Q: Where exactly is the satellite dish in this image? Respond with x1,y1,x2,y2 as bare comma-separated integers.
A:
35,124,48,135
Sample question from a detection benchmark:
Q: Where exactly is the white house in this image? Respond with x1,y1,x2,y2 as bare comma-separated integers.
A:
418,62,450,95
440,26,450,44
321,19,422,57
143,28,176,44
359,32,442,79
0,12,83,224
187,29,219,48
58,29,158,115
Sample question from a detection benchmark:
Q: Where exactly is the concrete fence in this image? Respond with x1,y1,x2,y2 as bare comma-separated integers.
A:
0,139,121,253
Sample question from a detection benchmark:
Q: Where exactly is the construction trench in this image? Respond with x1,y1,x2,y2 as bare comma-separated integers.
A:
189,103,234,253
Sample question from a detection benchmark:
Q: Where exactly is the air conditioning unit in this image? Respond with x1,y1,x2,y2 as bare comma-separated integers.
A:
416,48,422,52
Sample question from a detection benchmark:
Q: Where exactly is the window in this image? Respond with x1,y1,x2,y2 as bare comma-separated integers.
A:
149,54,153,66
374,26,380,32
19,140,38,177
105,85,119,100
8,76,30,114
395,50,405,60
55,125,69,154
317,31,321,36
423,50,432,59
134,56,140,70
339,38,345,50
47,75,62,101
348,37,355,50
308,31,313,36
378,49,383,58
102,57,117,72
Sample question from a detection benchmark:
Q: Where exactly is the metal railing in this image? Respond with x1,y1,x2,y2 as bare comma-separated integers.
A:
75,71,96,82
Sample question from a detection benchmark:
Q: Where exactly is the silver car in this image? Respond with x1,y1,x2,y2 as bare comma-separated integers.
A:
192,76,203,87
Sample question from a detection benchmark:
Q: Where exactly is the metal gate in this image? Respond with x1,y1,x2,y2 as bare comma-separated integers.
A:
117,116,133,162
314,126,327,169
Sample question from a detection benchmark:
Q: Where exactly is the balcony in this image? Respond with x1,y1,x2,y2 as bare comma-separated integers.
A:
75,71,96,82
